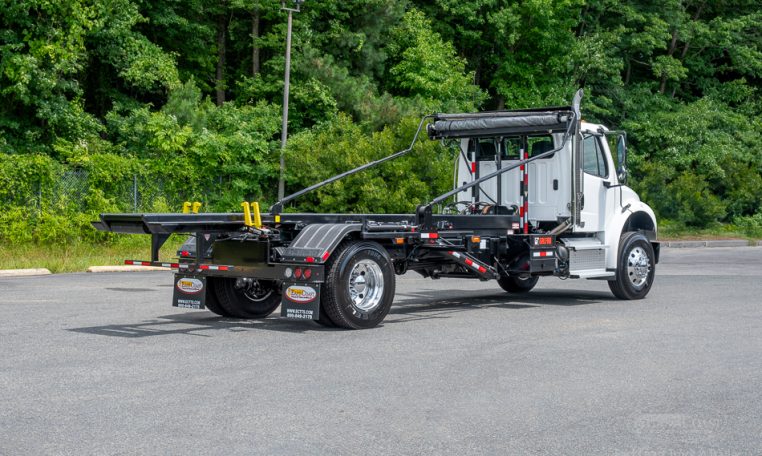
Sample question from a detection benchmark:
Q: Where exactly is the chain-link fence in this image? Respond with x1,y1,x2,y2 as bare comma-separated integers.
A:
3,168,229,213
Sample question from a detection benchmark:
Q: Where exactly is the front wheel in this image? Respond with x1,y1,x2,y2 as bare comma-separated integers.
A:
608,231,655,300
321,241,396,329
212,277,281,319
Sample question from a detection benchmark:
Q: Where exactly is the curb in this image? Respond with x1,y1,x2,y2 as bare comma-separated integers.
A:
662,239,754,248
0,268,52,277
87,265,171,273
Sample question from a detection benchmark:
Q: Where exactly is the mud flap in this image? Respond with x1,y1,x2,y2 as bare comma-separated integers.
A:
172,274,207,309
280,283,320,320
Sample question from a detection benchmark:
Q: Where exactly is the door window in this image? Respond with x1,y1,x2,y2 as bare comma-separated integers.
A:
582,135,608,178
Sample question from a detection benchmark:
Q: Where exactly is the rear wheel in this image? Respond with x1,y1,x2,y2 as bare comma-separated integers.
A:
321,241,395,329
213,277,281,319
204,278,233,317
497,274,539,293
608,231,655,300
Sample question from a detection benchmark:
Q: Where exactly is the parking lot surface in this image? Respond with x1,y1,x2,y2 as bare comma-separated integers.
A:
1,247,761,455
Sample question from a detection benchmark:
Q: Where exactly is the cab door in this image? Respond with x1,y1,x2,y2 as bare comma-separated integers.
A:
579,134,612,232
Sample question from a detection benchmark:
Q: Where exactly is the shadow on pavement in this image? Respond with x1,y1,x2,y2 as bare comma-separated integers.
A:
68,312,332,338
68,288,613,338
385,288,612,324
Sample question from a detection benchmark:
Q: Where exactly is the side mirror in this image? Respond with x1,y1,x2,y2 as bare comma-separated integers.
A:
616,133,627,183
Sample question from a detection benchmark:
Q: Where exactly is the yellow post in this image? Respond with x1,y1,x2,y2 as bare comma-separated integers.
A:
241,202,253,226
250,202,262,229
182,202,191,214
192,202,202,214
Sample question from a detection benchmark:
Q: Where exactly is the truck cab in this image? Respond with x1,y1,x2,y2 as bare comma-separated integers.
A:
454,120,658,282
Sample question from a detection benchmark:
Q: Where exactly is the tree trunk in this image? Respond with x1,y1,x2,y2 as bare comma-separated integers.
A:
215,13,227,106
251,8,260,76
671,5,704,98
659,29,680,94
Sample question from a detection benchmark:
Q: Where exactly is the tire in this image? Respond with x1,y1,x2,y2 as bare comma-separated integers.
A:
608,231,655,300
315,308,337,327
203,278,233,317
212,277,281,319
321,241,396,329
497,274,539,293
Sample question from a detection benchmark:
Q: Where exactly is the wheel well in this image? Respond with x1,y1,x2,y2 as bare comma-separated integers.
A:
623,211,655,235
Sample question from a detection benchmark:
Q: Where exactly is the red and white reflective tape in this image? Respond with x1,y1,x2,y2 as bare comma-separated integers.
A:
521,150,529,234
449,251,488,274
420,232,439,239
519,148,525,231
125,260,180,268
532,251,553,258
464,258,487,274
125,260,152,266
198,264,232,271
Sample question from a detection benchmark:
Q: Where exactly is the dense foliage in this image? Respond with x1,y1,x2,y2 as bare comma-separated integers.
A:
1,0,761,244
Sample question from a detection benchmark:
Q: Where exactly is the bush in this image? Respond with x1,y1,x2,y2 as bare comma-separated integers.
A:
733,213,762,238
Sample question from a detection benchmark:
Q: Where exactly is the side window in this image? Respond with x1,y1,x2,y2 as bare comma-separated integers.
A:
500,135,554,160
528,136,554,157
472,139,497,161
582,135,608,178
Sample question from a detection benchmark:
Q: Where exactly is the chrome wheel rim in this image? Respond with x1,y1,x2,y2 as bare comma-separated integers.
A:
348,260,384,312
626,246,651,289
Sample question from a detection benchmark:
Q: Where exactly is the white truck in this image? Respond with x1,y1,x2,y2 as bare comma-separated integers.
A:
449,90,658,299
94,89,659,329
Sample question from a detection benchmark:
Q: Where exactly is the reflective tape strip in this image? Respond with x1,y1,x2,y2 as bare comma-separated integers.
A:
448,251,462,259
421,233,439,239
199,265,232,271
532,251,553,258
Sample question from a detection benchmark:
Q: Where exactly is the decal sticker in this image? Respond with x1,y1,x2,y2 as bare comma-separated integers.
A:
285,285,317,303
176,277,204,294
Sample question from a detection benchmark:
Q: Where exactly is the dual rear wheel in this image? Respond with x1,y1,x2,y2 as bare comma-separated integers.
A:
207,277,281,319
205,241,396,330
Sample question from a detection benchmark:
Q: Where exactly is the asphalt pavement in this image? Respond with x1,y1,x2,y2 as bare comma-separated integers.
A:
1,247,761,455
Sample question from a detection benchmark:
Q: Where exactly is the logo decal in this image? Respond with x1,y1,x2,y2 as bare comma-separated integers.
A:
285,285,317,303
176,278,203,294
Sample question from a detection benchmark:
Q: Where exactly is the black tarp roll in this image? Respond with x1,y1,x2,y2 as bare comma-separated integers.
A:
428,112,570,139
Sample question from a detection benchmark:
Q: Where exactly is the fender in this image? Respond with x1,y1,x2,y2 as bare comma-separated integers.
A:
603,197,658,270
279,223,362,263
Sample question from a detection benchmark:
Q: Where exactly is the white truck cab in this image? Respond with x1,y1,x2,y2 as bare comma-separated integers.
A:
453,107,658,297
